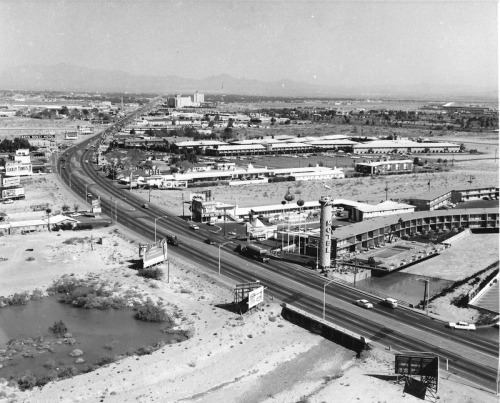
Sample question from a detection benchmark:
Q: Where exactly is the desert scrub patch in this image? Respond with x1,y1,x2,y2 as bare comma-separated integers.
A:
134,301,173,323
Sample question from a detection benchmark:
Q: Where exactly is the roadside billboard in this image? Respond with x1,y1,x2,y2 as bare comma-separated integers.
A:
248,286,264,309
1,176,20,188
1,187,25,200
91,198,102,213
19,134,56,140
395,354,438,377
142,242,167,269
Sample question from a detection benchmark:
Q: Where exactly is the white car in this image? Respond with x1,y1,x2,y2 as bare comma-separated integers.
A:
448,321,476,331
189,224,200,230
2,199,13,204
356,299,373,309
228,231,237,236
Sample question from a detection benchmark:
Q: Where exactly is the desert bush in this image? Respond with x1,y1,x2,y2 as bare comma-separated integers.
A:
57,365,77,379
31,288,44,301
7,292,30,306
138,267,164,280
35,371,58,387
43,359,57,370
17,372,37,391
134,302,171,323
49,320,68,335
73,224,93,231
95,356,116,366
26,257,35,262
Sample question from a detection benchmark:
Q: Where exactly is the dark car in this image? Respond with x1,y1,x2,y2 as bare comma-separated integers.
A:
204,238,217,245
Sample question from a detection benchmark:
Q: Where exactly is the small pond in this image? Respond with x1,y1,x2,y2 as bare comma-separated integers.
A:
355,272,454,306
0,296,185,380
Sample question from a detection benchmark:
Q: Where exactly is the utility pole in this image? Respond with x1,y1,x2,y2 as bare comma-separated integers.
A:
384,181,389,201
182,193,185,220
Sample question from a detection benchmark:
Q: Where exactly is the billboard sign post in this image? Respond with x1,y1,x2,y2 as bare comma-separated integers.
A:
248,286,264,309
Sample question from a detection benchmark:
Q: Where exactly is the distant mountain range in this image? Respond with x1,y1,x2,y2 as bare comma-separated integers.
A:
0,63,497,100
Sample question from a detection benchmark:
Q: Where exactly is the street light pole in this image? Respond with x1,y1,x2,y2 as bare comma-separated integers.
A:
114,200,118,223
154,215,169,244
323,279,335,320
218,241,232,275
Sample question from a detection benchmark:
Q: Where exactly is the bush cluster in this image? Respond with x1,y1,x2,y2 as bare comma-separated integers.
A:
5,292,30,306
134,301,171,323
138,267,164,280
57,288,128,310
49,320,68,335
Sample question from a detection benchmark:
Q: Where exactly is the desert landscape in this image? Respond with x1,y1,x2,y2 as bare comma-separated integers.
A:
0,165,497,402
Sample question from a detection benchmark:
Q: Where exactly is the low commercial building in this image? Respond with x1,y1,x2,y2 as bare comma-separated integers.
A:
0,214,78,235
290,168,344,181
191,198,235,223
354,159,413,175
352,140,460,154
335,199,416,222
408,189,452,211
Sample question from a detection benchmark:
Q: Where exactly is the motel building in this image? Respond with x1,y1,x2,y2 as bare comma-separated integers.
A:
307,207,499,261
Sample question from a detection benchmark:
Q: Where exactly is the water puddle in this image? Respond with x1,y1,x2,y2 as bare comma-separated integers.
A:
0,296,185,380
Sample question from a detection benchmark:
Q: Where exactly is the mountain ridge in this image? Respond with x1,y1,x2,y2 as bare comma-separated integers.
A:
0,63,497,100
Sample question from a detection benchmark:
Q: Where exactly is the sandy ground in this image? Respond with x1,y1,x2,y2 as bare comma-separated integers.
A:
0,228,497,403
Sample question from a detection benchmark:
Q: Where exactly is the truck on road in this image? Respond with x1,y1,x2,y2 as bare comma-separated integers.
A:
166,235,180,246
234,243,270,263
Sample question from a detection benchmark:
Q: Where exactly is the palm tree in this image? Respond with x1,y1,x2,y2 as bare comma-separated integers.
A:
45,208,52,232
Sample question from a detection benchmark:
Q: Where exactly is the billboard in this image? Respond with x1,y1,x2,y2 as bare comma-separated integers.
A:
91,198,102,213
395,354,439,377
19,134,56,140
142,242,167,269
1,176,20,188
159,181,187,189
248,286,264,309
1,187,25,200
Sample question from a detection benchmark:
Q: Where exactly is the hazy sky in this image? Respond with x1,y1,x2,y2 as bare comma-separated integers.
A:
0,0,498,90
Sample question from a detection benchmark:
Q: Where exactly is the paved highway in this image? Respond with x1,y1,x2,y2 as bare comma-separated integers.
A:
57,109,499,394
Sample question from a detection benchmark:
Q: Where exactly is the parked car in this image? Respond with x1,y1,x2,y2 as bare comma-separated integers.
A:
189,224,200,230
448,321,476,331
356,299,373,309
228,231,237,236
2,199,13,204
206,221,215,226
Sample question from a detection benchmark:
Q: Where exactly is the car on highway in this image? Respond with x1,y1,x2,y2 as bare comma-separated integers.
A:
204,238,217,245
189,224,200,230
448,321,476,331
142,203,149,209
382,298,398,309
356,299,373,309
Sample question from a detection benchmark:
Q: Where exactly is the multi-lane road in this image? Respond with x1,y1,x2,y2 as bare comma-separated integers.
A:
57,112,499,394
